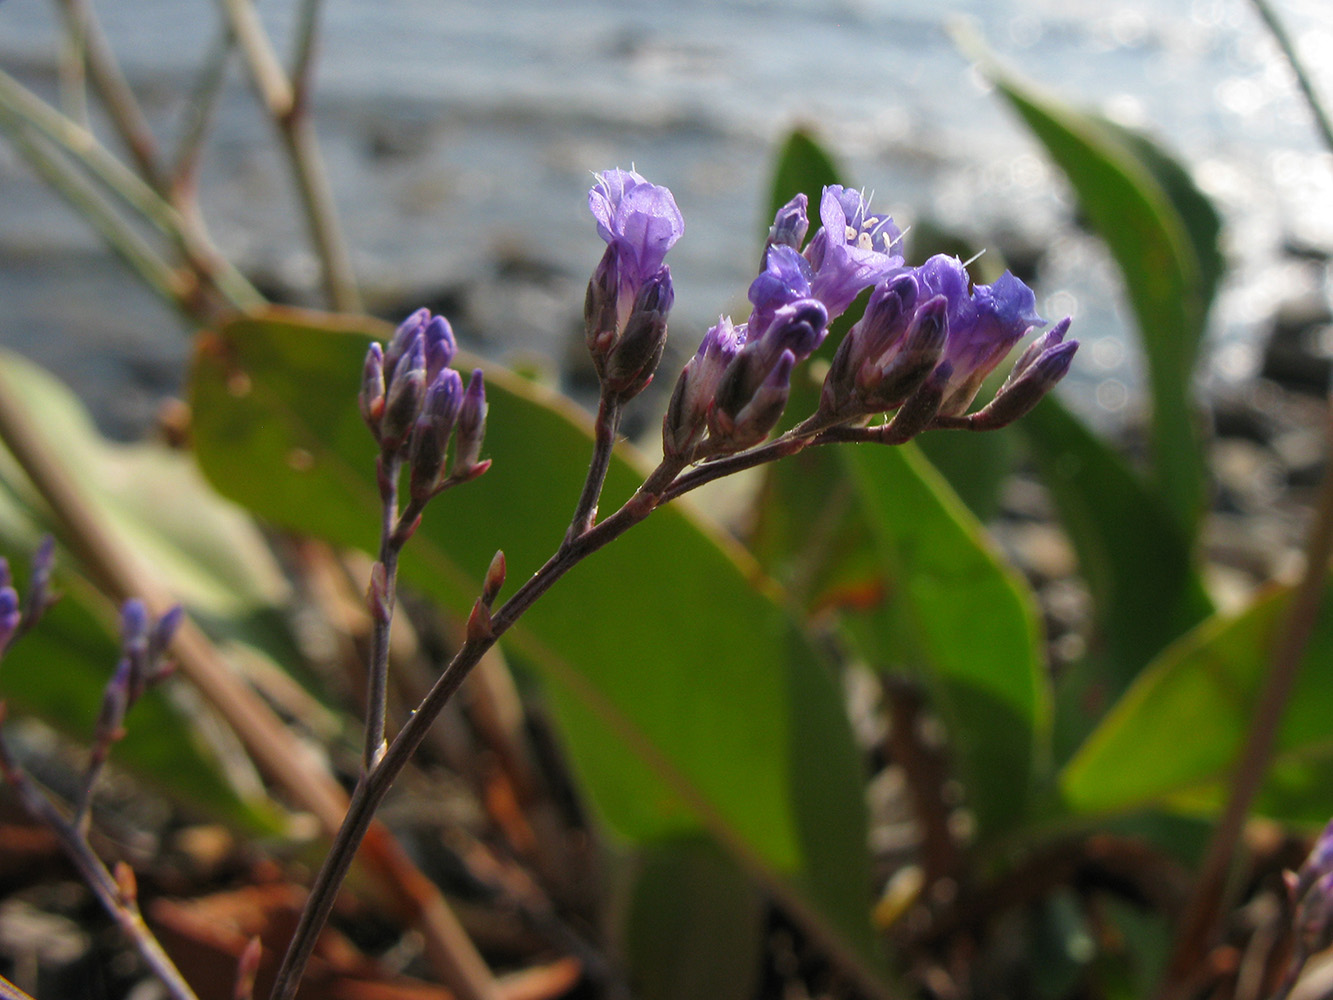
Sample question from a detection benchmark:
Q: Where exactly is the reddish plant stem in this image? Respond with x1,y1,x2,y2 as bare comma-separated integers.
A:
1159,400,1333,996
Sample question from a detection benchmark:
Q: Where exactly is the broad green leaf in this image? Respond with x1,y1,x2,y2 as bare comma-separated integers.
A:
619,838,763,1000
188,308,884,980
844,443,1049,835
0,353,284,828
1061,580,1333,821
0,352,289,624
1020,397,1213,758
982,58,1218,537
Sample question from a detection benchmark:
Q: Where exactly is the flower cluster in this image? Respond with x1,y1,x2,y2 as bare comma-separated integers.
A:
359,308,490,504
653,181,1076,461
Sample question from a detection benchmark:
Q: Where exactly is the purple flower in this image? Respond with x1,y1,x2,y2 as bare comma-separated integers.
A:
663,316,743,458
767,193,809,250
914,255,1045,416
803,186,904,320
585,169,683,395
587,168,684,327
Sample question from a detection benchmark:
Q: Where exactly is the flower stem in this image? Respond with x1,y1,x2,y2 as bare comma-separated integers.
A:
271,454,685,999
0,723,201,1000
1158,397,1333,996
566,394,623,540
217,0,360,312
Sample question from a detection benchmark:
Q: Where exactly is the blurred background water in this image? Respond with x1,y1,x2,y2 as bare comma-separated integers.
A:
1,0,1331,438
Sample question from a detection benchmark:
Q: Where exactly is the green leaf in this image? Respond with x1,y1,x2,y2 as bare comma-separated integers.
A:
1019,397,1213,757
980,56,1219,537
1060,580,1333,822
0,353,284,829
188,308,885,981
766,128,842,227
844,443,1049,836
619,838,763,1000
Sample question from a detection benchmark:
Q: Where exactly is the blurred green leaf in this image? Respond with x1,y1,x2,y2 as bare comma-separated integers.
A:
766,128,842,226
189,308,885,981
620,838,763,1000
845,443,1049,836
980,56,1219,538
1061,580,1333,822
1020,397,1213,758
0,352,284,830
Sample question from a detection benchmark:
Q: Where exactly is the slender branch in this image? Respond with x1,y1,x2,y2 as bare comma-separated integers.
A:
660,432,809,503
170,22,234,192
270,456,684,999
0,68,263,314
217,0,361,312
1159,7,1333,989
0,112,192,315
0,342,496,1000
0,724,201,1000
1247,0,1333,155
566,395,623,540
1158,397,1333,995
289,0,325,113
54,0,88,128
53,0,166,190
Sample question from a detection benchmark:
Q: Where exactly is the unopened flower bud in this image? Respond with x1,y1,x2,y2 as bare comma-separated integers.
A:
408,368,464,501
762,299,828,366
384,308,429,382
381,337,427,454
25,536,55,622
585,245,622,375
859,293,949,413
422,315,458,382
148,605,184,665
727,350,796,451
120,599,151,703
999,317,1073,392
605,266,674,398
882,361,949,444
359,342,386,436
113,861,138,906
663,317,741,458
767,194,809,251
451,369,488,481
93,657,133,748
0,586,20,652
965,337,1078,431
482,550,506,607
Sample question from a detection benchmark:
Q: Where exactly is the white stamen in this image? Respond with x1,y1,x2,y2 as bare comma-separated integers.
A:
857,232,874,251
962,248,987,269
845,226,858,243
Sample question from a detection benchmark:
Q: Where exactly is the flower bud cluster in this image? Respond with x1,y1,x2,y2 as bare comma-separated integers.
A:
820,256,1077,436
584,169,684,401
0,537,55,656
360,308,490,502
1286,819,1333,964
93,600,183,751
